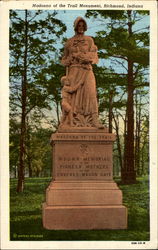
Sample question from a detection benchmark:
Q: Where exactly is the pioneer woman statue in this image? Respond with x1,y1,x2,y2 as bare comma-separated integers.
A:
60,16,104,129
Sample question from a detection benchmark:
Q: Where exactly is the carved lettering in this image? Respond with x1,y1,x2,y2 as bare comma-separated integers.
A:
85,165,109,169
53,134,114,141
82,173,98,176
59,165,82,169
58,156,110,161
57,172,111,177
57,173,79,177
100,173,111,176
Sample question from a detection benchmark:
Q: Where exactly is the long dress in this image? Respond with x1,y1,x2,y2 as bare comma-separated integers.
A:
61,35,99,127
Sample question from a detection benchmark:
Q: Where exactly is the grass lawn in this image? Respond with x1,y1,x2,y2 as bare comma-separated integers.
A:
10,176,149,241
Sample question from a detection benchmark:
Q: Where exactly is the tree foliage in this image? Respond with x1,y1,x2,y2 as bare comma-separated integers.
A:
86,10,149,183
10,10,66,191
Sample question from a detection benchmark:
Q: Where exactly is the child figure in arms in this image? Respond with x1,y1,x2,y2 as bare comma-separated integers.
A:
60,75,84,127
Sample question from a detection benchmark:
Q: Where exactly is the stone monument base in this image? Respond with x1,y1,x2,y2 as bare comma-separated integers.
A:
43,181,127,229
42,130,127,230
43,204,127,230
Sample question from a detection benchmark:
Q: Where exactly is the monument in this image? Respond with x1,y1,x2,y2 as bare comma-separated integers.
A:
42,17,127,229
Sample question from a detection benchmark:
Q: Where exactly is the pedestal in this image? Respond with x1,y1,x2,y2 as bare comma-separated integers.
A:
42,128,127,229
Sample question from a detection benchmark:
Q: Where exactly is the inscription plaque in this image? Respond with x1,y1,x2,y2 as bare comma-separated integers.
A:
53,143,113,181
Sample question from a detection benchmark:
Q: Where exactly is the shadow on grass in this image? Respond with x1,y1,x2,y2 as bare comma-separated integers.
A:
10,177,52,195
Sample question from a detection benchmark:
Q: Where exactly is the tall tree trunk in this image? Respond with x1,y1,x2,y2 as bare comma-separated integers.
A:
135,91,138,174
26,117,33,178
135,91,141,176
14,166,17,178
109,90,113,133
140,119,149,175
17,10,28,192
122,10,136,184
141,141,145,175
112,111,123,172
56,101,60,126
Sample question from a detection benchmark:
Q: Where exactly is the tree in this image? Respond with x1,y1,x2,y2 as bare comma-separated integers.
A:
9,119,21,178
86,10,149,183
25,126,52,177
140,115,149,175
93,64,127,131
34,60,65,128
134,89,149,176
10,10,66,191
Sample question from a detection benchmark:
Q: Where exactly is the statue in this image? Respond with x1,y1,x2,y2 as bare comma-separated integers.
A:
43,17,127,230
60,75,84,127
60,17,104,129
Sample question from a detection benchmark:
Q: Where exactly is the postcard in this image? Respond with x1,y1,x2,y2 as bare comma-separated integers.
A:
0,0,157,249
